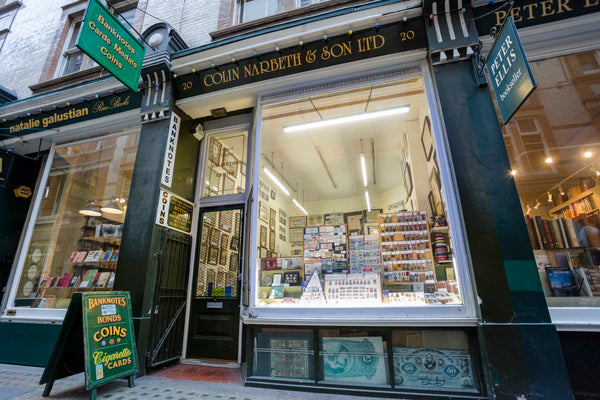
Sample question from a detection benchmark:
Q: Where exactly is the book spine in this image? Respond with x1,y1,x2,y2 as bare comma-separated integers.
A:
541,219,555,249
533,216,545,249
550,219,564,248
558,218,569,249
564,219,580,248
525,216,539,250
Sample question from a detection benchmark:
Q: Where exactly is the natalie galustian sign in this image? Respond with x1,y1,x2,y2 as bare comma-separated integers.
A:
77,0,145,91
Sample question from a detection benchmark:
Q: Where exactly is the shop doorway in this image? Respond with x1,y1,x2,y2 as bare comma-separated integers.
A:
187,207,243,361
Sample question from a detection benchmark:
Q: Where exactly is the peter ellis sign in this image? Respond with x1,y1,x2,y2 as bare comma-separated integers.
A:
77,0,145,91
485,17,537,124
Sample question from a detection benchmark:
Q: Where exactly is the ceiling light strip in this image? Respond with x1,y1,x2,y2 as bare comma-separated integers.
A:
264,167,290,196
293,198,308,215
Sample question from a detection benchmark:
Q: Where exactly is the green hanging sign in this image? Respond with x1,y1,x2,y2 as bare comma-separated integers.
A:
82,292,138,389
77,0,145,92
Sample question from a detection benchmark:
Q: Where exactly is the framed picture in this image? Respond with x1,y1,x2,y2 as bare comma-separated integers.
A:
421,116,434,161
222,175,235,194
209,227,220,246
219,249,228,265
365,209,382,223
279,208,287,225
209,137,222,165
404,162,413,201
229,254,239,272
207,246,219,264
206,167,220,193
307,214,324,226
271,189,276,200
203,211,217,226
289,216,307,228
221,148,238,178
267,251,277,258
230,236,239,251
289,228,303,244
260,225,268,248
430,166,444,216
259,247,268,258
220,233,229,250
259,202,270,223
254,333,314,379
199,244,208,263
344,211,363,235
269,230,276,251
283,271,300,286
428,191,437,216
219,209,233,232
269,208,277,231
324,212,344,225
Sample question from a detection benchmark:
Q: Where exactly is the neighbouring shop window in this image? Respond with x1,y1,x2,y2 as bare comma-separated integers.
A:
250,326,477,392
500,49,600,307
195,208,243,298
203,131,247,197
11,132,139,309
237,0,330,24
254,75,461,307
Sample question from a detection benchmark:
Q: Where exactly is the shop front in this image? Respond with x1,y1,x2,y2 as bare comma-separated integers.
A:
171,3,490,396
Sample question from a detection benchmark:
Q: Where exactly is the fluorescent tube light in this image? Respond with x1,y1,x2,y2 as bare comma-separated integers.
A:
365,190,371,212
264,167,290,196
360,153,367,187
283,106,410,133
293,198,308,215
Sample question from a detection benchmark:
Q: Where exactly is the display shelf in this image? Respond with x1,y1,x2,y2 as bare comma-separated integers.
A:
82,236,121,245
430,226,450,233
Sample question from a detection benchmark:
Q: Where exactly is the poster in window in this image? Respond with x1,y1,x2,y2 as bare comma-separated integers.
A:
259,202,270,223
255,333,314,379
209,138,222,165
404,163,413,202
207,246,219,264
421,116,434,161
269,230,276,251
321,336,387,385
393,347,475,390
260,225,268,248
221,148,238,178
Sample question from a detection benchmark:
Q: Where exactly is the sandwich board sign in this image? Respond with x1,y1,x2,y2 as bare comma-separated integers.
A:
40,292,138,400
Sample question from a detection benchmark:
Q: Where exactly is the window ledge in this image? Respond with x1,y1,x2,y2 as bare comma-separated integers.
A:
29,67,110,95
210,0,365,41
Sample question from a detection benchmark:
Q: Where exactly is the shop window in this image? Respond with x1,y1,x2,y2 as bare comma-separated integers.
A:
237,0,329,24
249,326,479,393
500,49,600,307
8,132,139,310
254,75,461,308
202,131,248,198
195,208,243,298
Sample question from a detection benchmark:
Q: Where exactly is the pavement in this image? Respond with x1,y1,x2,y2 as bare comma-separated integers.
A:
0,363,400,400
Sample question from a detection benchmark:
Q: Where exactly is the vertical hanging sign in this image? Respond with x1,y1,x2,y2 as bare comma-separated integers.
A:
161,112,180,187
76,0,145,92
485,16,537,124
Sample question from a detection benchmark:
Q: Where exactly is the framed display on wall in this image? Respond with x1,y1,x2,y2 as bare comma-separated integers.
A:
209,138,222,164
221,148,238,178
260,226,268,248
421,116,434,161
404,163,413,201
259,202,270,223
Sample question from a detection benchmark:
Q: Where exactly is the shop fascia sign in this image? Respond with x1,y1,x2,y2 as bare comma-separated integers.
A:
175,19,426,99
485,16,537,124
77,0,145,92
0,92,141,137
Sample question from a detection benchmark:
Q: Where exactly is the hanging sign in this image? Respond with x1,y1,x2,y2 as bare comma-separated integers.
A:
161,112,180,187
485,16,537,124
77,0,145,92
156,188,194,234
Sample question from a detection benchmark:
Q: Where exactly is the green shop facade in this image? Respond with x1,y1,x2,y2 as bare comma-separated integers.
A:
1,0,599,398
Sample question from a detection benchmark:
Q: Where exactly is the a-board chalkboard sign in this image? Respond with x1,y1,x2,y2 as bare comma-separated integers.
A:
40,291,138,399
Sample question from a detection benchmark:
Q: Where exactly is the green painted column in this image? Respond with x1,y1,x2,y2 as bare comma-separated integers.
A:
431,60,574,399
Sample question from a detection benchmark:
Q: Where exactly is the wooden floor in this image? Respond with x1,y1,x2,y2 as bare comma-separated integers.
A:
152,364,243,385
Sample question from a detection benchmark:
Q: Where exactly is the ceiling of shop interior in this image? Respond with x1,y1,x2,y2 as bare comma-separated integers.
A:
258,78,428,203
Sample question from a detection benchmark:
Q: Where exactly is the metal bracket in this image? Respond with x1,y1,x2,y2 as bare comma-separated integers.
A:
471,40,488,88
